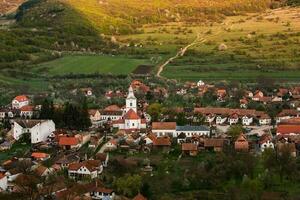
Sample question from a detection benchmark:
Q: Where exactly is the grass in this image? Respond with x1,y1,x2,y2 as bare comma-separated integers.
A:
34,55,149,75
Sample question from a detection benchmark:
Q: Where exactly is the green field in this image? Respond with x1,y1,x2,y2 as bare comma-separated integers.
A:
35,55,149,75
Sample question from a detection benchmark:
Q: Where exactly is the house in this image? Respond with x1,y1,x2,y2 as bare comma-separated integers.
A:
34,165,53,177
0,173,7,191
20,105,35,118
68,160,103,180
197,80,205,87
148,134,171,151
182,143,198,156
216,89,226,101
133,193,147,200
242,115,253,126
59,136,80,150
56,154,80,168
31,152,50,161
13,119,55,144
88,109,101,123
106,139,118,150
203,138,228,152
252,90,264,101
12,95,29,109
151,122,176,137
95,153,109,167
258,113,272,125
175,125,210,138
276,109,299,123
277,124,300,136
259,134,274,152
228,113,239,125
216,115,228,125
89,186,115,200
234,133,249,152
240,98,248,109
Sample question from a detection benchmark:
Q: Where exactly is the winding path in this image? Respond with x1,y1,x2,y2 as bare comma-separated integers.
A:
156,22,233,78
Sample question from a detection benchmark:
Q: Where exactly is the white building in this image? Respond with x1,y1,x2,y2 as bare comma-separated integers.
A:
152,122,176,137
259,134,274,152
20,106,34,118
68,160,103,180
0,174,7,191
13,120,55,144
216,115,227,125
11,95,29,109
197,80,205,87
242,116,253,126
175,125,210,138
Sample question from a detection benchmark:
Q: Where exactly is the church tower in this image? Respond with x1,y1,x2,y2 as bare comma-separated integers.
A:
125,86,137,113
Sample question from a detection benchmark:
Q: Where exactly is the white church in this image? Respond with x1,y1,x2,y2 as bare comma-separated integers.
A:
113,86,146,132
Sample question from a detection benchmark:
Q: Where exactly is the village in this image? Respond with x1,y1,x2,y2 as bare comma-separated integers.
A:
0,78,300,199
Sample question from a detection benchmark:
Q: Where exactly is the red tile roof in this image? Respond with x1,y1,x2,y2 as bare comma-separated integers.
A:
104,105,121,112
14,95,29,102
31,152,49,159
20,105,34,112
123,109,140,120
59,136,79,146
152,122,176,130
277,124,300,135
148,134,171,146
182,143,198,151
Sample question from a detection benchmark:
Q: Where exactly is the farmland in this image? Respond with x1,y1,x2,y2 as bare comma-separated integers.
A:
34,55,149,75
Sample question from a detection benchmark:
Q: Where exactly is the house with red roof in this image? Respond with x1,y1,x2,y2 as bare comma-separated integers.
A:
31,152,50,161
59,136,80,150
68,160,103,180
182,143,198,156
152,122,176,137
20,105,35,118
276,109,299,123
11,95,29,109
259,134,274,152
234,133,249,152
277,124,300,136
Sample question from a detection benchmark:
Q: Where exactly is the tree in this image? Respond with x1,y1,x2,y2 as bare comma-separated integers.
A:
262,147,296,182
227,125,244,140
40,99,54,119
114,174,142,197
147,103,163,122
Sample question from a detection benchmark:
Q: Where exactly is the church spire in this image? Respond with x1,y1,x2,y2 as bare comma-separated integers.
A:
125,85,137,113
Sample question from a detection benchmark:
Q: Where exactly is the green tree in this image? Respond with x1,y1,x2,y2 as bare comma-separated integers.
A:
262,147,296,182
147,103,163,122
114,174,142,197
227,125,244,140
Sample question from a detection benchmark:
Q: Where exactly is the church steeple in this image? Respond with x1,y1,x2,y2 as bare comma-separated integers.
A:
125,86,137,113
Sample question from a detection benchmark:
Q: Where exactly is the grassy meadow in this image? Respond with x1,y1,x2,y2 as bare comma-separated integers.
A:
34,55,149,75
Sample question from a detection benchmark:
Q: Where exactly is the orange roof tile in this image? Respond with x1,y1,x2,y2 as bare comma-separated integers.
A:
20,105,34,112
14,95,29,102
123,109,140,120
133,193,147,200
59,136,79,146
152,122,176,130
31,152,49,159
277,124,300,135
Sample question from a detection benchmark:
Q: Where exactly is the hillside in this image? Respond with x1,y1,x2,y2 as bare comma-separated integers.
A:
0,0,299,88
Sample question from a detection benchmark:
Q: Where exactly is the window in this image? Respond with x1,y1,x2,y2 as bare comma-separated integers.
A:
130,103,132,106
